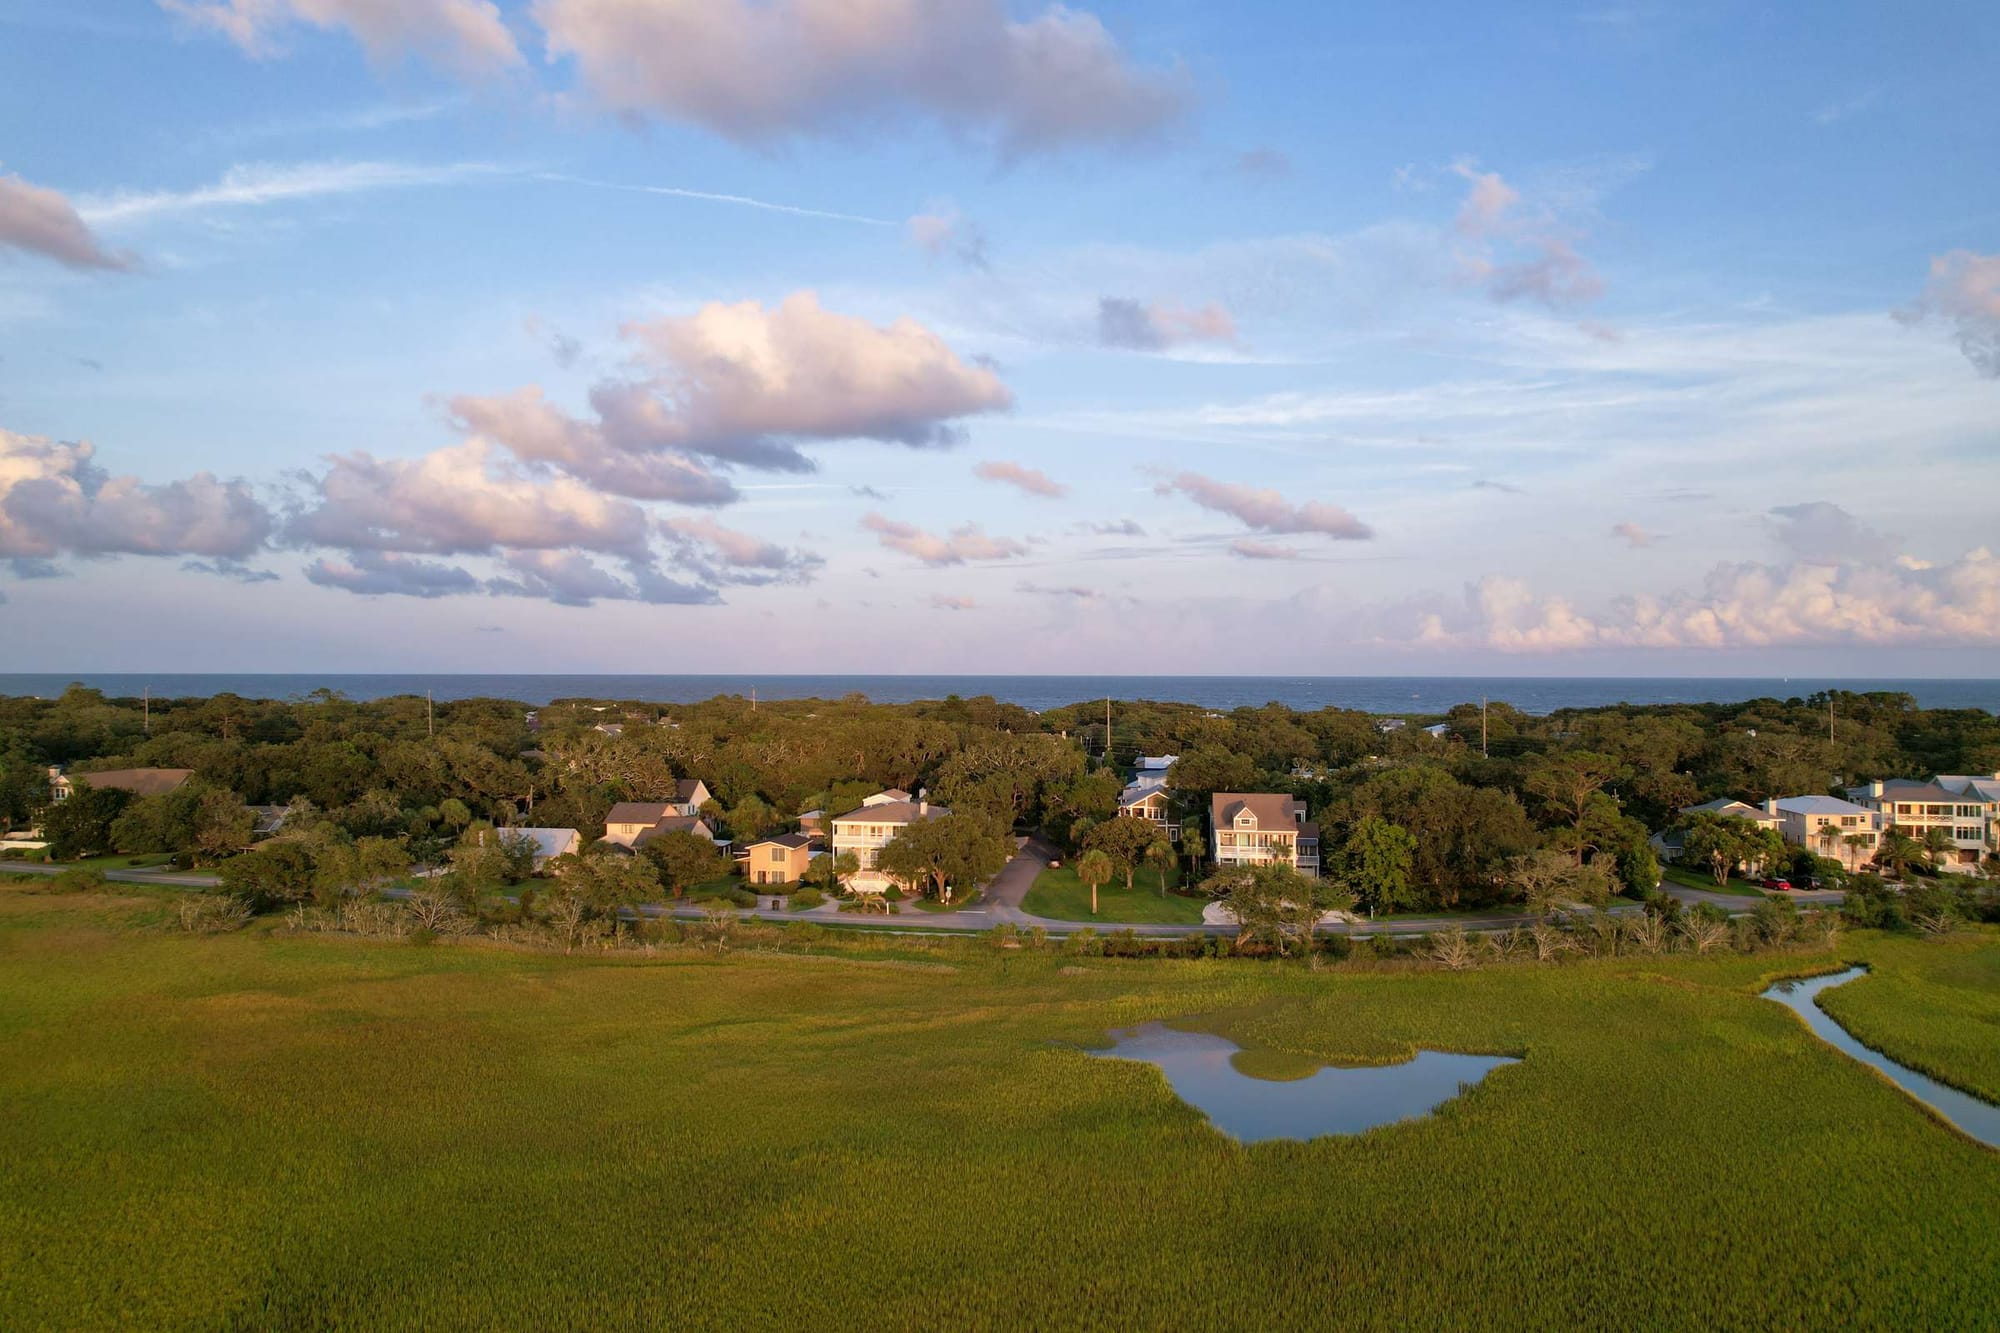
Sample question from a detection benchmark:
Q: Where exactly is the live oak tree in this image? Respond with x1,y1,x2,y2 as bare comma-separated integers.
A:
639,830,733,899
874,813,1012,902
1201,862,1354,956
1333,816,1419,918
1679,812,1784,887
1081,816,1170,893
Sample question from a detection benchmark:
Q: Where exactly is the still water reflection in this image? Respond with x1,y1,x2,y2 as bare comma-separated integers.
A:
1092,1023,1517,1144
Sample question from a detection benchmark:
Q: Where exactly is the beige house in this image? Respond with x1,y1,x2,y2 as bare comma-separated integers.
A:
1846,779,1993,873
1210,793,1319,878
1118,775,1178,841
741,833,821,886
830,793,948,894
630,815,718,850
601,779,713,846
1763,796,1881,870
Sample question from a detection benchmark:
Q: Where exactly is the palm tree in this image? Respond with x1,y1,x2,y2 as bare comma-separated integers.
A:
1816,821,1844,862
1920,826,1957,874
1144,839,1177,898
1076,849,1114,917
1876,830,1921,881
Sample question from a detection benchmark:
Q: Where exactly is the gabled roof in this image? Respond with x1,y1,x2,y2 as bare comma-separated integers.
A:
1211,792,1304,830
605,801,671,825
1137,755,1178,771
862,788,912,807
673,778,708,802
1120,775,1169,805
71,768,195,798
633,816,713,846
506,827,581,861
832,800,947,826
1934,775,2000,802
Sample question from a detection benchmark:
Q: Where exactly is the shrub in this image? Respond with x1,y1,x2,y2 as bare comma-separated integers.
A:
51,867,110,894
1065,927,1102,957
789,888,826,910
174,893,252,934
883,886,904,903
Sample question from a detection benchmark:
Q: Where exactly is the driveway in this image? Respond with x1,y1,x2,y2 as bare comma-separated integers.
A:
978,836,1056,921
0,862,222,889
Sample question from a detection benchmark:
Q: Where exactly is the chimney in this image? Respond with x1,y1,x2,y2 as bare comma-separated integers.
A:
1870,780,1885,798
1762,798,1778,816
917,787,928,816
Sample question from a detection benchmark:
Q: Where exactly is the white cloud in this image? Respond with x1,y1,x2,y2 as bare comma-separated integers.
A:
1160,472,1374,540
285,439,652,556
1900,249,2000,377
1450,161,1605,310
929,594,977,611
661,515,821,584
160,0,523,76
78,159,505,227
0,427,272,562
1096,296,1236,351
862,512,1027,566
534,0,1188,157
0,174,130,270
450,294,1009,502
974,460,1066,498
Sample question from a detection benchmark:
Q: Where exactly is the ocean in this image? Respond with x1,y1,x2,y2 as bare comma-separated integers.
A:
1,675,1996,716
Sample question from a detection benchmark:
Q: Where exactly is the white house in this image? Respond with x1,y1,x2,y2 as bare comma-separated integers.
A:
830,792,948,894
1118,774,1178,841
1763,796,1881,870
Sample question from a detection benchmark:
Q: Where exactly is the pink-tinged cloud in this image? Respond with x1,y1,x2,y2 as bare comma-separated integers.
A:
1229,538,1300,560
1900,249,2000,377
447,293,1008,499
1449,162,1605,310
1097,297,1236,351
286,439,651,556
449,386,738,505
974,460,1066,498
929,594,977,611
161,0,523,75
1163,472,1374,540
1415,506,2000,651
1611,522,1653,548
662,515,821,584
0,428,271,560
533,0,1190,156
862,512,1027,566
1452,162,1520,239
907,206,988,267
0,174,129,271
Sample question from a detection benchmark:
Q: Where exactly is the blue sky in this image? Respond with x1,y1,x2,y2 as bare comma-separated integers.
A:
0,0,1996,675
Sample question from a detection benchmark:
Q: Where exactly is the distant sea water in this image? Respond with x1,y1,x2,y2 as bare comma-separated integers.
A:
1,675,1996,717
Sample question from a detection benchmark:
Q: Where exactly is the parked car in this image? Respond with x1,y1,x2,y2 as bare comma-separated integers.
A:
1758,876,1793,891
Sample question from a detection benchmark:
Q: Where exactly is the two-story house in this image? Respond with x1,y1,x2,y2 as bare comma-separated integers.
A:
1845,779,1990,873
830,792,949,894
1935,773,2000,862
740,832,822,886
601,779,714,846
1762,796,1881,870
1118,774,1178,841
1209,793,1319,878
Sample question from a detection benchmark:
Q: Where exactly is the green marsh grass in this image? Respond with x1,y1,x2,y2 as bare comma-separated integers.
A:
1,890,1996,1330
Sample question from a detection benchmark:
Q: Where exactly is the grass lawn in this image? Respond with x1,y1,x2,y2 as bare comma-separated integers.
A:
1663,863,1767,898
1025,865,1207,925
911,888,983,913
2,889,1997,1329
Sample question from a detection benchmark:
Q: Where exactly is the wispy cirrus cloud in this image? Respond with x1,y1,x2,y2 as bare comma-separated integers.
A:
1611,522,1653,548
77,159,507,226
1097,296,1236,351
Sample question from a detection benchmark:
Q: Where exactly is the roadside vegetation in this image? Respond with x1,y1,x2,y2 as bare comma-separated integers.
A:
1,888,1995,1329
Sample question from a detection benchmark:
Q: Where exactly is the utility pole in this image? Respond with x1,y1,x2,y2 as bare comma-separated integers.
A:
752,685,758,712
427,689,434,740
1828,695,1835,745
1481,696,1489,758
143,686,150,735
1105,696,1112,765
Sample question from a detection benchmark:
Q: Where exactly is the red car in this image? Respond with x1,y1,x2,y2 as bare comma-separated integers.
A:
1758,877,1793,892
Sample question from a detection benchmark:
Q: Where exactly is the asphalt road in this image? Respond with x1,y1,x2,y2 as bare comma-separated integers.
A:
5,850,1825,940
